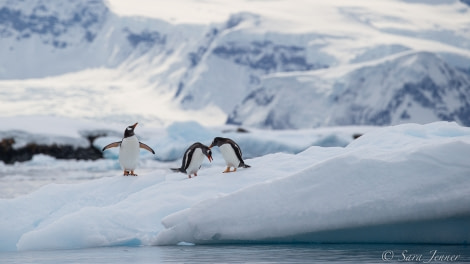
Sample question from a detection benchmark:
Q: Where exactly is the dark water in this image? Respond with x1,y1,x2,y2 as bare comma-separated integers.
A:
0,244,469,264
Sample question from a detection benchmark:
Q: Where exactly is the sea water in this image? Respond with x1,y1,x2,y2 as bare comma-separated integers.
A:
1,244,468,264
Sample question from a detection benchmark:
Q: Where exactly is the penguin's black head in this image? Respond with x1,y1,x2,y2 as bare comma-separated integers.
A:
124,123,138,138
209,137,226,148
202,146,213,162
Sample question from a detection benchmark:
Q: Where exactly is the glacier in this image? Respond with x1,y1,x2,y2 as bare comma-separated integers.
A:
0,121,469,251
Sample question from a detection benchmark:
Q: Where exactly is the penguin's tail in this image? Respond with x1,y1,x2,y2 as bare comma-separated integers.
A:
171,168,185,173
240,163,251,168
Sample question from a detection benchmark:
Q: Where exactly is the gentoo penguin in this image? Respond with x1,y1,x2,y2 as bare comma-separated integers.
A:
171,142,213,178
209,137,250,173
102,123,155,176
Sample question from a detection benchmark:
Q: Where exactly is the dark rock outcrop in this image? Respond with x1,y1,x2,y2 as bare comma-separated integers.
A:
0,137,103,164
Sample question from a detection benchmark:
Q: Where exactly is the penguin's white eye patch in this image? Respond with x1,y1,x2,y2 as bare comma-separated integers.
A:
127,127,132,130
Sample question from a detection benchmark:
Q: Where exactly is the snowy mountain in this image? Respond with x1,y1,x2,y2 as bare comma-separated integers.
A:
0,0,108,78
0,0,470,128
228,52,470,128
0,0,184,79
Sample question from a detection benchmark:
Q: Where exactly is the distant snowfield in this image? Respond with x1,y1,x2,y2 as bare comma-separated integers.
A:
107,0,468,33
107,0,470,61
0,120,469,251
0,69,227,127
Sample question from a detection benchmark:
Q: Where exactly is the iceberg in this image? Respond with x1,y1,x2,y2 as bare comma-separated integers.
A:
155,122,470,245
0,122,469,251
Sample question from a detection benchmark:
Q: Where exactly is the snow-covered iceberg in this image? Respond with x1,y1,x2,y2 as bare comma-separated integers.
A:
156,121,470,245
0,122,469,251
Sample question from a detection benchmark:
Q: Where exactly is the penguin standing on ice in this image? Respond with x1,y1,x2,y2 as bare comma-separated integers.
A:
171,142,213,178
102,123,155,176
209,137,250,173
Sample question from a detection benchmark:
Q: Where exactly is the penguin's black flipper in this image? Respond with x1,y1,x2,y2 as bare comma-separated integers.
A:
102,141,121,151
139,142,155,154
243,164,251,168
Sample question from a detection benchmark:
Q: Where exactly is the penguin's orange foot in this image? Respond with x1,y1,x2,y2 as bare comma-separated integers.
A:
130,170,138,176
123,170,130,176
223,167,236,173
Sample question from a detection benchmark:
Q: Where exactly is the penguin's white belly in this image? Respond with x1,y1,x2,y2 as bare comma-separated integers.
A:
219,144,240,168
119,136,140,170
186,148,205,175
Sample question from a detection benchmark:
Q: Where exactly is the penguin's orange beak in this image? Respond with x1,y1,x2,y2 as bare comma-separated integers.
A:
207,155,213,162
131,123,138,129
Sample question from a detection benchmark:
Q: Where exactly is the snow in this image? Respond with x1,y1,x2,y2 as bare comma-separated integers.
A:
106,0,470,36
0,121,469,251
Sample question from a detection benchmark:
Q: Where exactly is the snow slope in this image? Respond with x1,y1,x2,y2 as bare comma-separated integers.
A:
1,0,470,128
0,121,469,251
